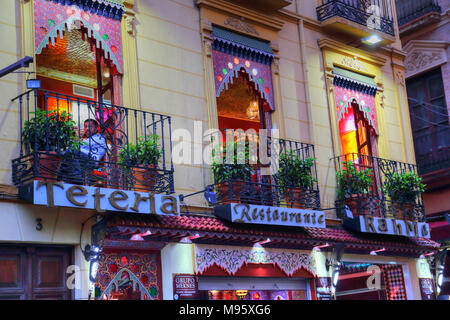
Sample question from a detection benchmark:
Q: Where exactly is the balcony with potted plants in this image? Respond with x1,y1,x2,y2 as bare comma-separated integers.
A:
210,129,321,209
316,0,396,45
11,89,174,194
334,153,426,222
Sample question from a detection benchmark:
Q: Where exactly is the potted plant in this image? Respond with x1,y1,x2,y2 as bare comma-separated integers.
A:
22,109,79,180
383,171,425,219
211,140,254,204
118,135,162,191
336,160,375,216
275,151,316,208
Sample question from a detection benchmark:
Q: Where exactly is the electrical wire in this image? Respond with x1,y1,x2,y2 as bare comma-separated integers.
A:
410,112,450,129
408,97,450,118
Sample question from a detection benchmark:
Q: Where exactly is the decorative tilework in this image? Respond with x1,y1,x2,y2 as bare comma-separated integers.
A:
95,252,162,300
383,266,407,300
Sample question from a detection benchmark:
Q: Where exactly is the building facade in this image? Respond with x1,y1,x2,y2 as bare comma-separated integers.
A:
396,0,450,297
0,0,444,300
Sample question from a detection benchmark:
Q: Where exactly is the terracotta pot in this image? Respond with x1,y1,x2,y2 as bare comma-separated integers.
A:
285,188,305,209
217,181,244,204
391,201,415,220
132,165,157,192
32,152,62,182
345,196,381,217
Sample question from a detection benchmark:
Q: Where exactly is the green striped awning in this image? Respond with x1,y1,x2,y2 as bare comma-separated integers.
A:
333,67,378,95
212,26,274,65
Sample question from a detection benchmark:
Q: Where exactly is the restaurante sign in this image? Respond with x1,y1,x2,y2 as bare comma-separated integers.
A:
214,203,326,229
23,180,180,215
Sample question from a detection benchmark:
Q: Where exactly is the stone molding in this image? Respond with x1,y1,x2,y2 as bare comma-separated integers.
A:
403,40,449,79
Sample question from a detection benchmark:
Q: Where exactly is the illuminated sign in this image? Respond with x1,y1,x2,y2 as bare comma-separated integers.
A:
24,180,180,215
214,203,326,229
345,216,430,239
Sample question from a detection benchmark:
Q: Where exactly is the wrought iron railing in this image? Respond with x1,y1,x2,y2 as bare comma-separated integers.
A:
334,153,426,222
317,0,395,36
210,129,321,209
395,0,441,27
11,89,174,194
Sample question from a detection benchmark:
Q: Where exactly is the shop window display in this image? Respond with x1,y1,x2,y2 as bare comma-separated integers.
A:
200,290,307,300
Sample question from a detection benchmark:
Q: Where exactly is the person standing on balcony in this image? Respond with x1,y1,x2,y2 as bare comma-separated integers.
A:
58,119,107,184
79,119,107,161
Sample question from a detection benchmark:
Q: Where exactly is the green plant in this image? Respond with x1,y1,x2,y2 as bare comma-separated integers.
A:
275,151,316,190
383,171,425,203
336,160,373,199
118,135,162,167
22,109,80,152
211,140,254,183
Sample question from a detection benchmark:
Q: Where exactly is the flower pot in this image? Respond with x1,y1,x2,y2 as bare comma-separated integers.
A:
131,165,157,192
345,196,381,217
391,201,415,220
217,181,245,204
32,152,62,182
285,188,305,209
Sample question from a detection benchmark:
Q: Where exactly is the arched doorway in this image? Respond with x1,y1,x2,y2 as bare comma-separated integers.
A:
36,23,117,112
216,67,272,132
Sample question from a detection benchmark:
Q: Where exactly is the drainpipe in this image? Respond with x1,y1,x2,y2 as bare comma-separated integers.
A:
295,0,315,145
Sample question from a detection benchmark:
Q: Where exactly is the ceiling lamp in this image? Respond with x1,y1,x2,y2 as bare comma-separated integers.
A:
370,248,386,255
362,34,383,46
246,101,259,120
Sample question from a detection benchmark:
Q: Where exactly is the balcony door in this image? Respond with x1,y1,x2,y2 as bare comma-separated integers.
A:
406,68,450,175
354,101,374,158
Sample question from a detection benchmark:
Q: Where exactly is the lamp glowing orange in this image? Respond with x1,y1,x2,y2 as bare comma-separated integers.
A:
46,97,70,113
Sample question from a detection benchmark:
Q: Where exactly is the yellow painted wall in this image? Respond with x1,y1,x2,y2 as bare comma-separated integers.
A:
0,0,416,213
0,0,421,300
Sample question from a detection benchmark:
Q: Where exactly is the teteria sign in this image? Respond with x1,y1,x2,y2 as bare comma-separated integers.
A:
25,180,180,215
214,203,326,229
354,215,431,238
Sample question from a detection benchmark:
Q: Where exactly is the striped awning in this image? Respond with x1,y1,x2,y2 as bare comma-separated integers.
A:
212,26,274,65
333,67,378,96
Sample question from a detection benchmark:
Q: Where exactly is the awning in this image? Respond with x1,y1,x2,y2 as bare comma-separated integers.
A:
212,26,274,65
104,213,440,256
333,67,378,96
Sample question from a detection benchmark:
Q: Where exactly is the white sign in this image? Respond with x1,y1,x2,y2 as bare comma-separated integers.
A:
215,203,326,229
32,180,180,215
360,215,430,238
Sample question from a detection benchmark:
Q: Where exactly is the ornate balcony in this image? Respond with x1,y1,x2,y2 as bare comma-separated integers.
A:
11,89,174,194
334,153,426,222
210,129,321,209
317,0,395,43
396,0,441,31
